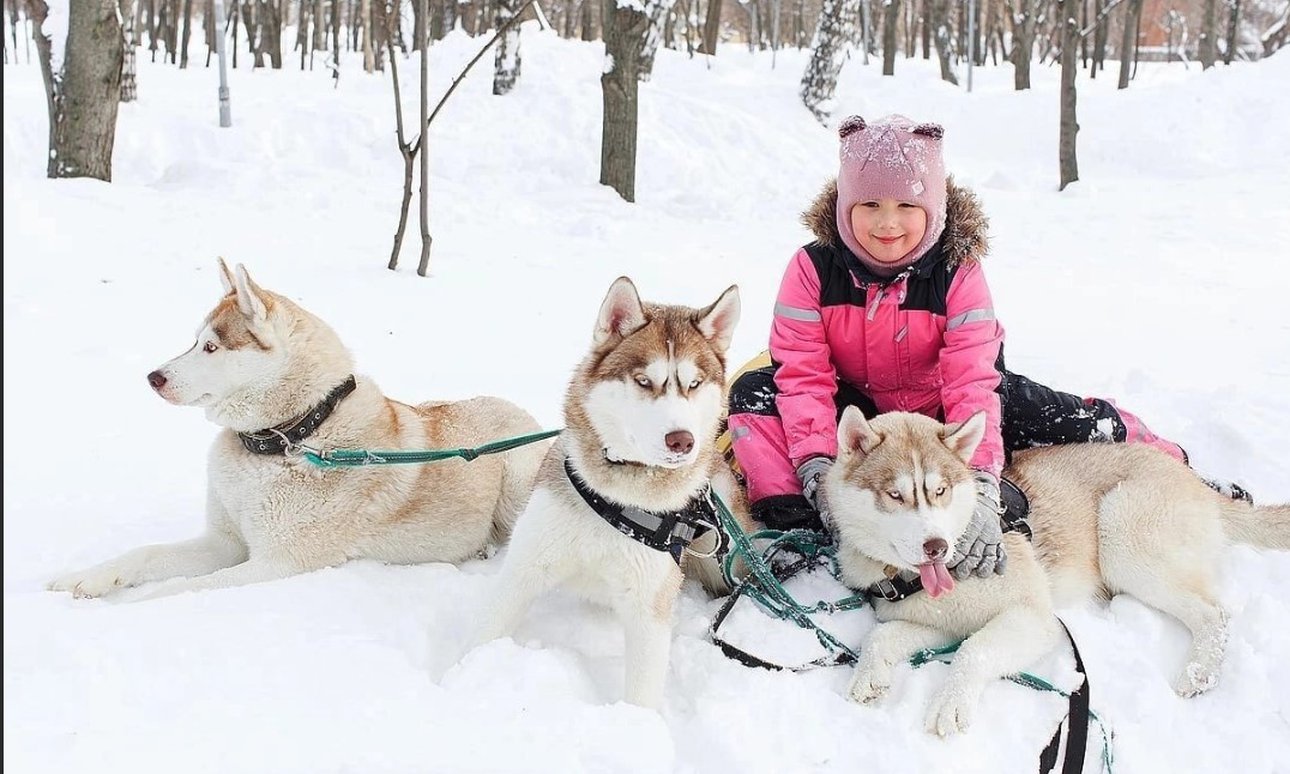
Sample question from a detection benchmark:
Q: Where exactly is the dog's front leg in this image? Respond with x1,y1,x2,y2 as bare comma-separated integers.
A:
924,607,1058,736
124,555,305,601
49,530,247,599
849,620,957,705
622,572,682,711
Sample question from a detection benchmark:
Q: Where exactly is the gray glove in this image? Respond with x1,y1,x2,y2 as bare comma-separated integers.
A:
795,456,835,529
948,471,1008,580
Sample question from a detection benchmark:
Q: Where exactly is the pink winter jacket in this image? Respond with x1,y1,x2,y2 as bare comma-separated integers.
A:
771,179,1006,476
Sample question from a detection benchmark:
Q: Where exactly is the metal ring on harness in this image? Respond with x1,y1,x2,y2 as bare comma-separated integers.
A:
682,518,724,559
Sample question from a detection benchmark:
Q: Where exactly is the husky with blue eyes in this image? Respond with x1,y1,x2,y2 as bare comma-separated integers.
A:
466,276,753,710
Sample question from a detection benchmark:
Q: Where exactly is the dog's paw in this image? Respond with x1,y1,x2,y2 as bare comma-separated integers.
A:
846,666,890,705
47,566,131,599
1174,662,1219,698
924,685,976,736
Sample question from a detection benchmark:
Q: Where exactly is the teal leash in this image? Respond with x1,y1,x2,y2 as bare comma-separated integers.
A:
298,428,563,467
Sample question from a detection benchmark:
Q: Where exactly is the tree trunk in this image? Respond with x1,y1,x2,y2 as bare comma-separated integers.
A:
371,0,387,69
638,0,669,80
31,0,123,181
179,0,193,65
599,0,655,202
1198,0,1216,67
700,0,720,52
362,0,373,70
492,0,521,93
120,0,138,100
1011,0,1038,89
881,0,899,73
1222,0,1239,63
1116,0,1140,88
259,0,281,66
580,0,594,39
1089,0,1107,76
314,0,327,50
799,0,859,122
931,0,955,83
920,0,929,56
417,0,432,276
1058,0,1077,190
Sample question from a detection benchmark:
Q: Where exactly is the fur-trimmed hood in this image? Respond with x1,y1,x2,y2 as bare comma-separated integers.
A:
800,176,990,269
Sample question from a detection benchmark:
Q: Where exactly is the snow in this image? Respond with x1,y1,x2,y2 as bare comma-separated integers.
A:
5,29,1290,774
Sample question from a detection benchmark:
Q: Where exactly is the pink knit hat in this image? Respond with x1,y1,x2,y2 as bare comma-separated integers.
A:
835,114,948,276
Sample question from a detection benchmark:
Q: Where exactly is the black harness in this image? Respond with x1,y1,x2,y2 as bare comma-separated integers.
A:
563,459,724,564
238,376,358,455
867,476,1032,602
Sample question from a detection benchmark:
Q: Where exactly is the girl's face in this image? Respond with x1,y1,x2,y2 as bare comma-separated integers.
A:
850,199,928,267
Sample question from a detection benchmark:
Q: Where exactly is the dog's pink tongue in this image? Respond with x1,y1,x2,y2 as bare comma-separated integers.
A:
918,561,955,598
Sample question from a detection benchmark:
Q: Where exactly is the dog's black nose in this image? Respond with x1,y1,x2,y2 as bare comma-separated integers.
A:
665,430,695,455
147,370,167,391
923,538,949,561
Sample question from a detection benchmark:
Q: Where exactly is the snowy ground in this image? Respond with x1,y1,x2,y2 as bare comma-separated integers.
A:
5,32,1289,774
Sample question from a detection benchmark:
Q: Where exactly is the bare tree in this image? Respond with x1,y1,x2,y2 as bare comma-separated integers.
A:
930,0,955,83
1008,0,1039,89
492,0,522,93
1116,0,1140,87
700,0,720,51
258,0,282,66
29,0,123,181
1058,0,1077,189
1223,0,1240,63
600,0,668,200
800,0,859,122
1262,1,1289,57
881,0,898,73
638,0,670,79
387,0,536,270
120,0,139,100
179,0,193,65
1199,0,1217,67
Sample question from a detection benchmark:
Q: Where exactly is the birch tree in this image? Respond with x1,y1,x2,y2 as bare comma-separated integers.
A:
492,0,521,93
119,0,138,100
800,0,859,122
29,0,123,181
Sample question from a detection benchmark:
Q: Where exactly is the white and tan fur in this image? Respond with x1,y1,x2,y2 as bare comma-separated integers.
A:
49,260,548,600
466,277,752,709
828,408,1290,735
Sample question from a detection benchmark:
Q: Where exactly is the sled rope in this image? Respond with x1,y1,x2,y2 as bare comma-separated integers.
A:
298,428,563,467
709,492,1113,774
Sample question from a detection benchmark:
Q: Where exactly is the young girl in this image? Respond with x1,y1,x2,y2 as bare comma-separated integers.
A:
726,114,1249,580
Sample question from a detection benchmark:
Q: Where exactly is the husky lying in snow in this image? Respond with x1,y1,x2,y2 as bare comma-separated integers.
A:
467,277,754,709
49,260,547,600
827,408,1290,735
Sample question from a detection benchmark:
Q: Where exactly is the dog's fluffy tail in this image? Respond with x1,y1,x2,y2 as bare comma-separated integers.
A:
1221,500,1290,551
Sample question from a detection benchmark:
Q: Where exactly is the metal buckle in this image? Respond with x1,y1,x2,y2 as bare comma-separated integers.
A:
875,578,901,601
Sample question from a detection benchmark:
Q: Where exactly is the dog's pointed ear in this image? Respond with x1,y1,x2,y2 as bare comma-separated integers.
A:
216,257,236,297
695,285,740,353
233,264,269,323
594,277,647,346
839,406,882,456
941,411,987,464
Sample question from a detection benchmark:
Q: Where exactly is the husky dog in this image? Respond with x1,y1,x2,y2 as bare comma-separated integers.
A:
49,260,547,600
467,277,751,709
827,408,1290,736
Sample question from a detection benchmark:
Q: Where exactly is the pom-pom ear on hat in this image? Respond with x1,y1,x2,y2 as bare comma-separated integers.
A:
911,123,944,139
838,115,867,138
